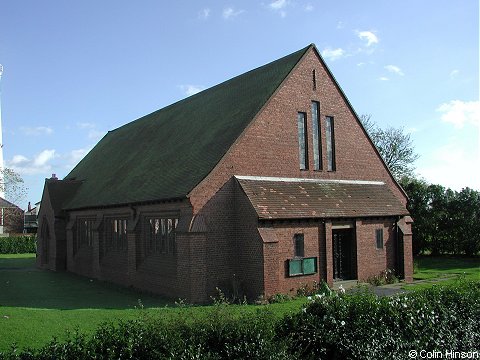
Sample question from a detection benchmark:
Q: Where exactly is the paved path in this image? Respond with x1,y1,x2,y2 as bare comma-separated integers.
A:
333,280,408,297
333,277,458,297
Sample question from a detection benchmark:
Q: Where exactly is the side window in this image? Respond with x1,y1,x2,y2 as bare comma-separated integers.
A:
376,228,384,249
289,233,317,276
294,234,305,257
145,217,178,256
325,116,336,171
311,101,322,170
297,112,309,170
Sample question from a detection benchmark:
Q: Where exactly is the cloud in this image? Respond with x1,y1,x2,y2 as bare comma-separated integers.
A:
321,48,345,61
357,30,379,47
269,0,287,10
7,149,56,176
416,142,480,191
379,76,389,81
179,84,205,96
77,122,96,129
198,8,211,20
304,4,314,12
449,69,460,79
436,100,480,128
88,129,106,141
269,0,289,17
222,7,245,19
63,147,92,169
76,122,105,141
384,65,404,76
20,126,53,136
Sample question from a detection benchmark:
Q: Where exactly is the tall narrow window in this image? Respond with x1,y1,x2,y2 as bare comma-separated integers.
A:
325,116,336,171
311,101,322,170
294,234,305,257
376,229,384,249
297,112,308,170
312,69,317,90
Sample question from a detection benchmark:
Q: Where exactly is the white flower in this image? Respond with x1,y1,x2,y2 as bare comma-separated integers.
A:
340,321,346,326
307,296,312,301
338,285,346,294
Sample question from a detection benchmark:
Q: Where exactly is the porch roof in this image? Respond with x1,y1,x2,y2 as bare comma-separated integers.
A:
236,176,408,220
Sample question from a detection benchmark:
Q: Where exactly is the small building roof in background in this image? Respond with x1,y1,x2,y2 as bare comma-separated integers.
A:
0,197,21,209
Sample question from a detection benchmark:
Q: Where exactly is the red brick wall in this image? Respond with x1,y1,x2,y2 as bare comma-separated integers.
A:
64,200,205,300
45,46,411,301
36,184,68,271
187,46,410,297
355,219,397,281
234,180,264,300
189,47,406,214
266,220,322,297
36,185,54,270
195,178,237,298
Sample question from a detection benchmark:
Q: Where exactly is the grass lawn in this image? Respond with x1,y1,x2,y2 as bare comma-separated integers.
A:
402,255,480,291
0,254,305,351
2,254,477,352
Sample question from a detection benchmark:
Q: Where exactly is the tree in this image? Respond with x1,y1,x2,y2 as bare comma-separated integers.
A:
400,176,480,256
360,114,419,180
0,167,27,206
0,168,27,234
448,188,480,256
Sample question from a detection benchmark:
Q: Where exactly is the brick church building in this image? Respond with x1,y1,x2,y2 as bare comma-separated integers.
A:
36,44,413,302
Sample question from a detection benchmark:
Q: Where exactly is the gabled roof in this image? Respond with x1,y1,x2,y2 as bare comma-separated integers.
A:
44,179,83,216
0,197,21,209
63,45,312,210
236,176,408,219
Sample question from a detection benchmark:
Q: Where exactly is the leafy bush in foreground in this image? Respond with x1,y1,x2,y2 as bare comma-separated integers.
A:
1,281,478,360
278,280,480,360
0,236,36,254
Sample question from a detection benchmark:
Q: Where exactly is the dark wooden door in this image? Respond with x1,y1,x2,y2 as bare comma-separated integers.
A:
333,229,354,280
395,230,405,279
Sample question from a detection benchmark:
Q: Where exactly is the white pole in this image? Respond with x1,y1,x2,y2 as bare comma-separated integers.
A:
0,64,5,199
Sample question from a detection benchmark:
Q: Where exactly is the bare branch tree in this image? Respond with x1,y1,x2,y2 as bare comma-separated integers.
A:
360,114,419,180
1,167,27,206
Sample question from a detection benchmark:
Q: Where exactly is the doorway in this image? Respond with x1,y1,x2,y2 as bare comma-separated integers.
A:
395,230,405,279
332,228,355,280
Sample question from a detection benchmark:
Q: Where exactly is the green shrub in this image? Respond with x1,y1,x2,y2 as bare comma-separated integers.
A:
278,279,480,360
267,293,291,304
1,281,478,359
0,236,36,254
1,308,292,360
366,269,399,286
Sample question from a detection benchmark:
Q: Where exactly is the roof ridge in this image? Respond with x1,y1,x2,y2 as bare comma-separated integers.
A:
63,44,313,209
108,44,312,135
235,175,385,186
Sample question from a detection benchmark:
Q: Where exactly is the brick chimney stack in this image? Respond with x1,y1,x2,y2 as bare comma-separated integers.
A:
28,202,31,212
51,174,58,180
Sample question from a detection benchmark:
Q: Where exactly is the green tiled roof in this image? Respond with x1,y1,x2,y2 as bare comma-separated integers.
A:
63,45,312,210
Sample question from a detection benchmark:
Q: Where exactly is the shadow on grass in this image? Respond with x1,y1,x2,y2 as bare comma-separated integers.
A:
0,256,172,310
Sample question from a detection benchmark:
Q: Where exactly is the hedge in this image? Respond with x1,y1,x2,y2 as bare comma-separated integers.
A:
0,236,36,254
279,280,480,359
1,280,479,360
